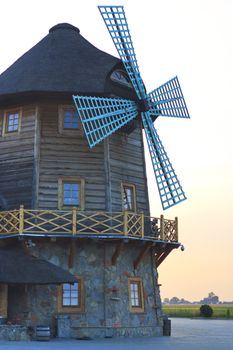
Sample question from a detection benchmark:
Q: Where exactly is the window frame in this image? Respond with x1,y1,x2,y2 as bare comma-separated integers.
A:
58,105,81,135
57,276,84,313
2,108,21,136
58,178,85,210
121,182,137,212
128,277,144,313
110,69,133,89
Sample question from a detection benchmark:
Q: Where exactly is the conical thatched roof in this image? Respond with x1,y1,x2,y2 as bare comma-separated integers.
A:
0,23,122,105
0,248,77,284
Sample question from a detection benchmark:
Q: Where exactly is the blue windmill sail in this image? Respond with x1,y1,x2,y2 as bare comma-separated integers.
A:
98,5,146,100
148,77,190,118
73,95,138,148
141,111,186,209
73,5,190,210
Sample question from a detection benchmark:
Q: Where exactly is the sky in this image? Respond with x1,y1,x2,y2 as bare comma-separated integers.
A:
1,0,232,301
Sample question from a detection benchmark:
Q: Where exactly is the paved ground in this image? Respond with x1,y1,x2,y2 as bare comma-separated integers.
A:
0,318,232,350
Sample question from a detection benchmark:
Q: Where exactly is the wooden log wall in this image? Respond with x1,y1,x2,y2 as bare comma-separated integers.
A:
109,124,150,215
0,101,150,214
0,106,36,210
38,102,150,214
38,103,106,210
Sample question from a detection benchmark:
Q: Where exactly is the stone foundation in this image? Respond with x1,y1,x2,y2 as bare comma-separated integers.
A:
57,314,162,338
3,239,163,339
0,325,29,341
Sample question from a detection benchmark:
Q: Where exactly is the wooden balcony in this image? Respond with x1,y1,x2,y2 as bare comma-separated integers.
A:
0,206,178,242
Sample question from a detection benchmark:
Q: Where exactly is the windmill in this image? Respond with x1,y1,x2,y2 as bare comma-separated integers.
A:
73,5,190,210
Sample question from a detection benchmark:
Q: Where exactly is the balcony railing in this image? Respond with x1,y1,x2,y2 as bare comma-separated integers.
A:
0,206,178,242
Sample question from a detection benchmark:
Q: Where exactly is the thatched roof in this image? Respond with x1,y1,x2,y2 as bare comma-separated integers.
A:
0,23,126,105
0,248,77,284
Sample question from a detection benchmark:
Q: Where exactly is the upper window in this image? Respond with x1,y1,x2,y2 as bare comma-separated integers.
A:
128,277,144,313
110,70,133,88
57,277,84,313
58,105,80,134
58,178,85,210
121,183,137,212
63,108,79,129
3,110,21,135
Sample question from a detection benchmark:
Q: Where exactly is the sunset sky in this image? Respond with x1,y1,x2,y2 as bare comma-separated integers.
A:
1,0,232,301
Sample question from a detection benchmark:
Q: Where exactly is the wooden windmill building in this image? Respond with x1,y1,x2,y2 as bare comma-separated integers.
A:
0,20,182,339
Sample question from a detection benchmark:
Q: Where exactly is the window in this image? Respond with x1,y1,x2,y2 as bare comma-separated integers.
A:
121,183,137,212
63,108,78,129
3,110,21,135
57,277,84,313
110,70,133,88
128,277,144,313
58,178,85,210
58,105,80,133
62,282,79,306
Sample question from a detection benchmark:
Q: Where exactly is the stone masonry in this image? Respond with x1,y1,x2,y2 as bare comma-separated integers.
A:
6,238,163,338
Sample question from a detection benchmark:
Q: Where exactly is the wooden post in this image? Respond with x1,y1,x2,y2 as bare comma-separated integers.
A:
68,240,76,269
123,210,128,236
19,205,24,235
141,211,144,238
0,285,8,319
160,215,164,240
72,207,77,235
175,217,178,241
111,240,124,265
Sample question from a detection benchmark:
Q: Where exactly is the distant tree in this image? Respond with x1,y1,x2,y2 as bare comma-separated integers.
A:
211,295,219,304
170,297,180,304
208,292,215,298
200,304,213,317
201,292,219,305
163,298,170,304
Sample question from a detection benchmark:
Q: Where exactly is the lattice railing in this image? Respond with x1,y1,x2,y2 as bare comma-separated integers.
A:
0,206,178,241
163,217,178,241
0,210,19,234
125,211,144,237
77,211,123,235
23,209,73,234
144,215,178,242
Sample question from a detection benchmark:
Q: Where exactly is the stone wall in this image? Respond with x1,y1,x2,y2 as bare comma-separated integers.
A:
0,325,29,341
7,238,163,338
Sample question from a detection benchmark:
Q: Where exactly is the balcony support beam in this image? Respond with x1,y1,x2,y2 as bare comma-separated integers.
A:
111,240,124,266
155,247,174,268
133,243,152,270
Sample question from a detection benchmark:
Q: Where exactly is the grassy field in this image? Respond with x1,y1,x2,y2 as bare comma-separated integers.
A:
162,304,233,318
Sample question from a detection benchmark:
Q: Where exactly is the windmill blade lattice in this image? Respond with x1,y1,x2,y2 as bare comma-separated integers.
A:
73,5,190,210
148,77,190,118
98,5,146,100
73,95,138,148
141,111,186,209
